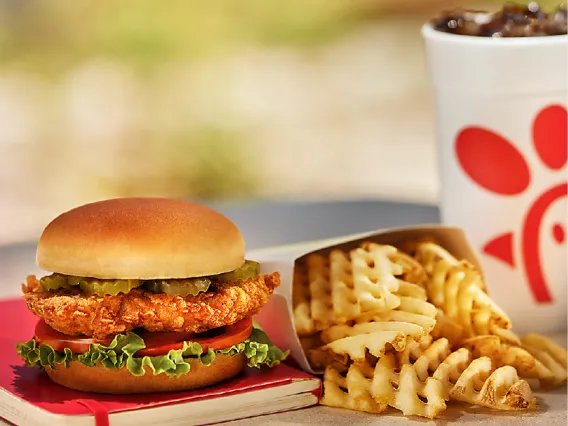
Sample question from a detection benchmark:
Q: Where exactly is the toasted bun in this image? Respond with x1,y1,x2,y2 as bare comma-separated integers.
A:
37,198,245,279
45,353,247,394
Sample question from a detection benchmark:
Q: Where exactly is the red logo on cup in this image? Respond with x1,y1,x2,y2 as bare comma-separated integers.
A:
455,105,567,304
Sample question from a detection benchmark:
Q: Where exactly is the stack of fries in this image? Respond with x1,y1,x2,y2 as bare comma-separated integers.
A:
293,241,567,419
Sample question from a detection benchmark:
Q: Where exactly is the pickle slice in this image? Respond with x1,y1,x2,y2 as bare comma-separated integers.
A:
145,277,211,297
67,276,83,286
40,273,76,291
215,260,260,283
78,279,142,296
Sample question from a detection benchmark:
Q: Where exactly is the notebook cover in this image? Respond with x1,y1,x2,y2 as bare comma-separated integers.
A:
0,298,321,418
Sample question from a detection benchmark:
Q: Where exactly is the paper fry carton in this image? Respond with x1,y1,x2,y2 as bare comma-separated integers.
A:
250,225,481,375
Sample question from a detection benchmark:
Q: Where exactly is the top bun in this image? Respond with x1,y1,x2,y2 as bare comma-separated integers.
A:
37,198,245,279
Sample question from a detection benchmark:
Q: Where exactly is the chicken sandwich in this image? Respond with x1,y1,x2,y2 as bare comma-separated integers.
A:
16,197,287,394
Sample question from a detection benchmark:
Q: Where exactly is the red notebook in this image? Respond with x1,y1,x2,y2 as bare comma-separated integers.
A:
0,299,321,426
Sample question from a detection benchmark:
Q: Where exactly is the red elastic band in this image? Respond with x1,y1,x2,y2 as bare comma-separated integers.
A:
75,399,110,426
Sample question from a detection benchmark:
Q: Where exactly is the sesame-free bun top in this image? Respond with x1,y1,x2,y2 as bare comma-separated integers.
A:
37,198,245,279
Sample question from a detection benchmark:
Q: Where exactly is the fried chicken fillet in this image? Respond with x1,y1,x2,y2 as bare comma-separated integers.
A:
23,273,280,340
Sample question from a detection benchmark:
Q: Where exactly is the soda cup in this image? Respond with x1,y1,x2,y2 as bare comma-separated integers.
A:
422,23,567,334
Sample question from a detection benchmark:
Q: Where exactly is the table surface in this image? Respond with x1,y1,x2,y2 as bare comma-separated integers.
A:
0,200,566,426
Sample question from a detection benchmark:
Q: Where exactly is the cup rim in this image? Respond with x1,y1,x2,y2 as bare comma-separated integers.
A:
421,23,568,46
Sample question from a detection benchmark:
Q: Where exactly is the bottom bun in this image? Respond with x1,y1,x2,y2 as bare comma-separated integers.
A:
45,353,247,394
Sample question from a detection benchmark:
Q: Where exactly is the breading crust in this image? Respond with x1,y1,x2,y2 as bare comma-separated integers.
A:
23,273,280,340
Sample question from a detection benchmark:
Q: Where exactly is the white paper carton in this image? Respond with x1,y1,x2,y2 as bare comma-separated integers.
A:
250,225,481,374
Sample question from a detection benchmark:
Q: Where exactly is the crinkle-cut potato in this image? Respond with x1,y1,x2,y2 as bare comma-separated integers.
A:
460,332,567,389
395,280,427,300
321,321,425,345
323,330,408,361
292,260,315,336
398,235,440,258
300,330,349,372
450,358,538,410
320,282,438,367
372,338,456,418
390,337,536,411
320,363,387,414
307,346,349,372
521,334,568,388
321,336,537,418
292,242,430,337
354,287,437,332
350,243,402,314
431,308,468,347
299,333,323,354
372,354,447,418
291,239,565,419
395,334,435,366
329,249,361,323
413,242,512,342
389,248,429,287
324,294,437,344
299,245,437,374
463,335,558,388
522,334,567,369
307,254,333,332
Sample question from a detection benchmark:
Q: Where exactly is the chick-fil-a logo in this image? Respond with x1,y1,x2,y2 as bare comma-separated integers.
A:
455,105,567,304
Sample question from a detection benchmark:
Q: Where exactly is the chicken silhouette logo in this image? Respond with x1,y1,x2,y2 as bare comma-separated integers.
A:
455,105,567,304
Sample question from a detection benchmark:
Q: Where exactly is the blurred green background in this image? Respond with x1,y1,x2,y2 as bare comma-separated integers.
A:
0,0,561,243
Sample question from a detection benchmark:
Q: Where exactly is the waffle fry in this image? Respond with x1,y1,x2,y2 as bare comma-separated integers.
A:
396,334,435,365
374,356,447,418
521,334,568,388
322,357,446,418
414,242,511,341
321,321,424,344
300,329,344,371
522,334,568,369
371,338,453,418
415,242,485,293
292,260,315,336
392,250,429,287
432,348,472,399
330,249,360,323
462,332,567,389
396,280,427,299
293,242,430,337
398,235,440,258
324,296,437,343
388,338,536,414
320,282,437,368
292,238,565,420
307,346,348,372
300,333,323,354
450,358,538,410
307,254,333,331
321,363,387,414
355,294,437,333
390,337,470,402
464,336,549,381
431,309,468,347
324,330,408,361
322,336,537,418
350,243,401,314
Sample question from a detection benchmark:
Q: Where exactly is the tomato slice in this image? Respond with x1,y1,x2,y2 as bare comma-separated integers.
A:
33,318,253,357
136,318,253,356
34,320,111,353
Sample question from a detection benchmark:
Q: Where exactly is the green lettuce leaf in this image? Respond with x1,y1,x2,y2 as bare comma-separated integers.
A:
15,321,288,378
